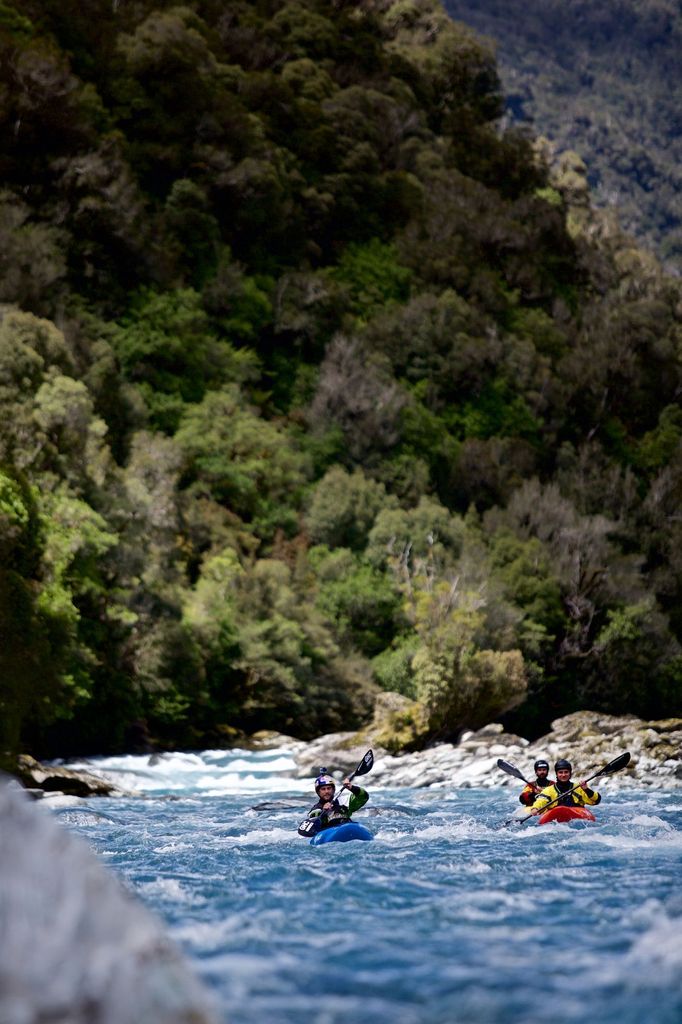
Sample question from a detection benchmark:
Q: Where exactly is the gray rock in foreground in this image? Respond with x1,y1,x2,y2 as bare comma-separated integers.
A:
0,778,218,1024
283,710,682,791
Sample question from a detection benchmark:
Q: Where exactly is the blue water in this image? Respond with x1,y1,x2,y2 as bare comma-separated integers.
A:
54,748,682,1024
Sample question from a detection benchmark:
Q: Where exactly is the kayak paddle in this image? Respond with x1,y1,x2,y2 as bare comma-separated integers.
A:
497,758,543,825
339,748,374,793
297,749,374,837
497,758,538,787
512,751,631,826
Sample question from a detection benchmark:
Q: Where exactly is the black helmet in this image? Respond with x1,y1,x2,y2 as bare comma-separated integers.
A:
554,759,572,772
534,760,550,772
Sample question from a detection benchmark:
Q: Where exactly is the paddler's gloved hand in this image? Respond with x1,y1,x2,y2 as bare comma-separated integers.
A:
579,781,589,790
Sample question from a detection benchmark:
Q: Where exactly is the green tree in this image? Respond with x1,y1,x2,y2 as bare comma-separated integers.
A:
304,465,398,550
0,469,113,760
115,5,253,192
366,495,466,571
176,384,310,536
111,289,260,433
163,178,220,283
186,552,376,737
33,373,111,492
371,634,420,698
0,192,67,312
202,249,273,344
309,545,403,656
411,606,527,735
582,601,682,718
636,405,682,474
330,238,411,320
486,527,564,654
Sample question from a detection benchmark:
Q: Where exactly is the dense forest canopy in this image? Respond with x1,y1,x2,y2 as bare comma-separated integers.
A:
1,0,681,765
444,0,682,270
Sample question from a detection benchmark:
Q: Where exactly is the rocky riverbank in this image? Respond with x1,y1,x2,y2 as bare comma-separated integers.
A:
13,708,682,798
283,709,682,791
14,754,125,797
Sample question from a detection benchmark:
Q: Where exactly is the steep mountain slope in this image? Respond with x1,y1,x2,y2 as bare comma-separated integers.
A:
444,0,682,270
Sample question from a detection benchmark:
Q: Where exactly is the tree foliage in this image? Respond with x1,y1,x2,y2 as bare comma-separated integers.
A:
0,0,680,756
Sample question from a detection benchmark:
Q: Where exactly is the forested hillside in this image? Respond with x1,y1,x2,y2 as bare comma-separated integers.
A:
445,0,682,270
1,0,681,765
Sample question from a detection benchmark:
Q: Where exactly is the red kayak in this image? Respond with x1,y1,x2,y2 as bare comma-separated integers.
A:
538,805,596,825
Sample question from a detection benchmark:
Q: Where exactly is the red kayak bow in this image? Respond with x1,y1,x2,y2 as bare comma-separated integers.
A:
537,805,596,825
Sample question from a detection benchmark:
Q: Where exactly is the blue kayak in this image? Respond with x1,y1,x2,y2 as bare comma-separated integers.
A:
310,822,373,846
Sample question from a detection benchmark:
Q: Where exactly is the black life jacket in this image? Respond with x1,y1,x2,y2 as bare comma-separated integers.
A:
310,797,351,829
555,779,580,806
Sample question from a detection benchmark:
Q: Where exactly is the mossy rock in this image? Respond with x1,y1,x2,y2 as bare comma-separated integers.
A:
372,694,431,754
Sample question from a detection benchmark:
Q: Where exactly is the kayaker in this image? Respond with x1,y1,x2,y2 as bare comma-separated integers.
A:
527,759,601,815
518,759,554,805
304,771,369,832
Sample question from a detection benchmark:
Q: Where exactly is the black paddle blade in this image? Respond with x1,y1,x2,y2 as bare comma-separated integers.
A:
355,749,374,776
596,751,631,777
496,758,530,784
298,818,320,838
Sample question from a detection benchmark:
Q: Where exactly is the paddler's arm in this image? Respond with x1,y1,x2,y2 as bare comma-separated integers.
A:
528,786,555,815
519,784,537,805
347,784,369,813
574,782,601,805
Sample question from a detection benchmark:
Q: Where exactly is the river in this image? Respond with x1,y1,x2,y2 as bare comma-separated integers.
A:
53,745,682,1024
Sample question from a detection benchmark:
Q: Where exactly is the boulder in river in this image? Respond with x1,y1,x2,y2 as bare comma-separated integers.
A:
0,778,218,1024
15,753,127,797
